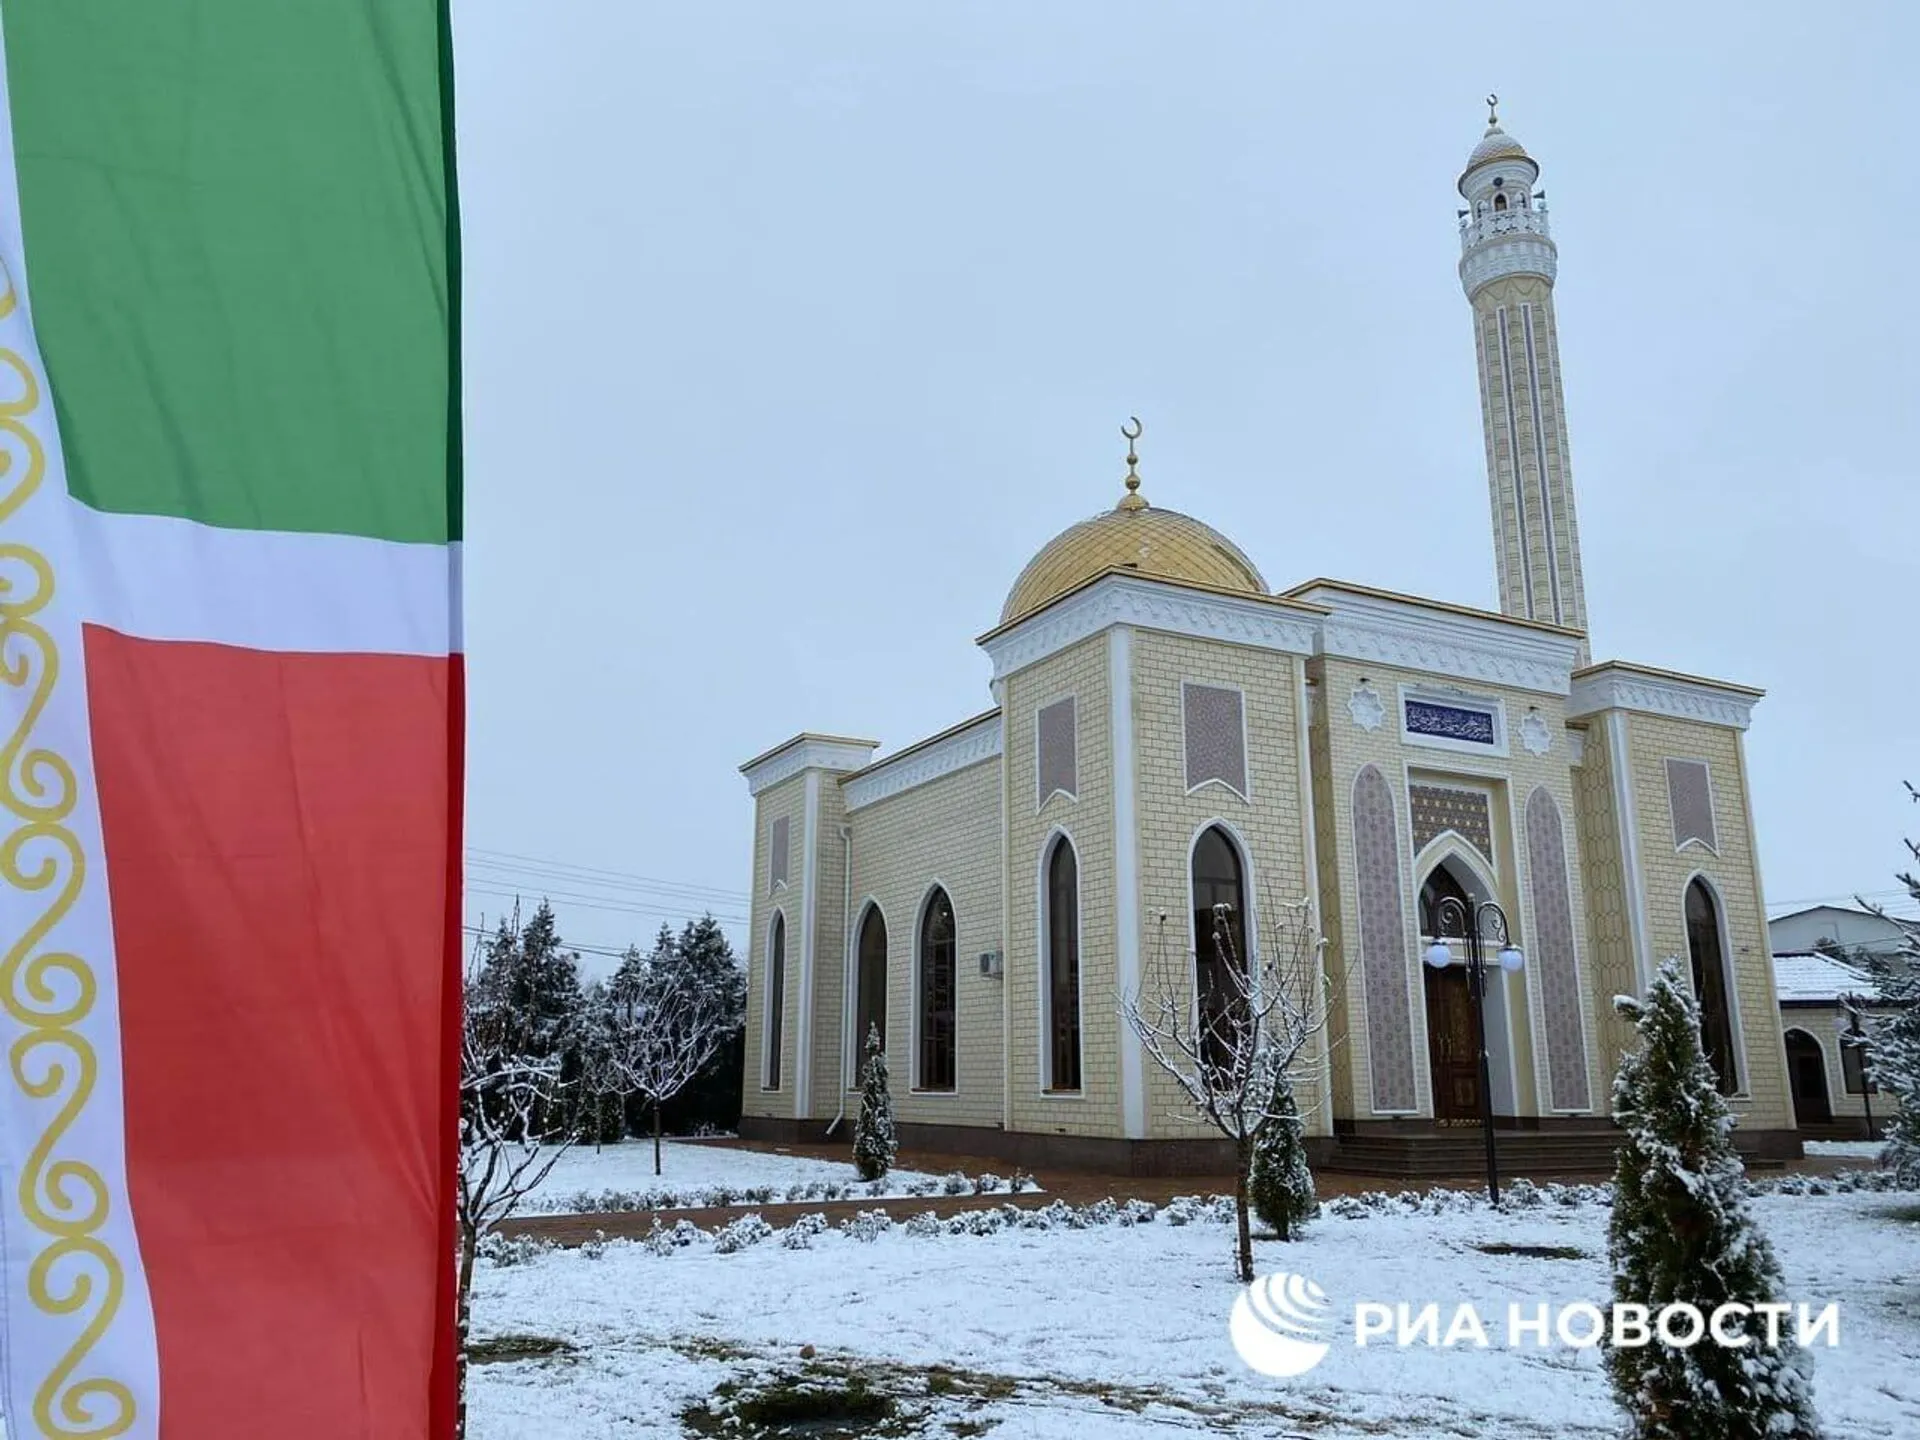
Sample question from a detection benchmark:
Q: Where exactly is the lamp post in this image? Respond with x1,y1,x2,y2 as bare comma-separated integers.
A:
1424,896,1524,1206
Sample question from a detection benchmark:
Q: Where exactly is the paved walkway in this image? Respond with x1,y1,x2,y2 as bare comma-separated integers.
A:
497,1137,1877,1249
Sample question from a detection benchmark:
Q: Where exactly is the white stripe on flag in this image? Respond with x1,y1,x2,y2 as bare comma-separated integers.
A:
0,12,162,1437
70,507,462,658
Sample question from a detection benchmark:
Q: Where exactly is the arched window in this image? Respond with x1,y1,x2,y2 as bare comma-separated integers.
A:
1045,837,1081,1091
855,905,888,1065
1493,192,1508,211
918,888,957,1091
1685,878,1738,1094
1418,863,1474,940
764,913,786,1090
1192,825,1248,1072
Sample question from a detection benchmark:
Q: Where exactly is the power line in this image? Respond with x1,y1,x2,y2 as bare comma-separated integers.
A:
464,846,747,904
463,881,748,925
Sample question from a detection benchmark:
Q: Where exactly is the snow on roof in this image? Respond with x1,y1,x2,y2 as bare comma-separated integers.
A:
1773,951,1880,1004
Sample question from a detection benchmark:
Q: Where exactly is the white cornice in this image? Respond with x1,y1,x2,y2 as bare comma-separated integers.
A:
980,574,1320,682
1293,585,1580,696
741,736,880,796
1460,234,1557,297
1568,667,1759,731
842,715,1003,812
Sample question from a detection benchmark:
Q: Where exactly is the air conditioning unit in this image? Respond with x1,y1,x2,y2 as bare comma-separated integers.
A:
977,949,1004,979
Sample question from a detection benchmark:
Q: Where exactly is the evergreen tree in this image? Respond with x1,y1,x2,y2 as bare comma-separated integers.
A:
852,1025,896,1182
575,981,628,1150
1248,1058,1316,1241
474,900,589,1138
675,913,747,1018
1854,799,1920,1183
1606,959,1820,1440
658,913,747,1135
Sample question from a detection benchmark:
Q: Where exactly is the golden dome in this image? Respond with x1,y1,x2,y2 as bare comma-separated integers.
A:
1000,487,1268,626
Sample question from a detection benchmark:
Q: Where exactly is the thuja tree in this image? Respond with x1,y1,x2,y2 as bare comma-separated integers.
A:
1854,785,1920,1183
1606,959,1821,1440
1248,1055,1317,1241
852,1024,897,1181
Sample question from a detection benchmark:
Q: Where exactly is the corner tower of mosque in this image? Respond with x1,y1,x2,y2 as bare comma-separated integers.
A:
736,105,1797,1178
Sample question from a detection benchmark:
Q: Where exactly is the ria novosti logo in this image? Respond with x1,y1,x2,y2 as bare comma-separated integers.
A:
1228,1272,1336,1377
1229,1270,1840,1378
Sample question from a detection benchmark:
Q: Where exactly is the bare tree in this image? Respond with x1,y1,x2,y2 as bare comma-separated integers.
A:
455,930,578,1440
596,949,731,1176
1121,893,1335,1283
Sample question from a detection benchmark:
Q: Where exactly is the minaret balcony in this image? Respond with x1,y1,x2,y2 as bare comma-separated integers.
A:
1459,206,1552,255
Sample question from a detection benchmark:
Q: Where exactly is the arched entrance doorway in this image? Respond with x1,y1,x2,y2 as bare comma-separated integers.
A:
1417,854,1519,1125
1783,1028,1832,1126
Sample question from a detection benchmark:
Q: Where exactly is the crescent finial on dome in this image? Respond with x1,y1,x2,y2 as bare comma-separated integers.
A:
1118,415,1148,512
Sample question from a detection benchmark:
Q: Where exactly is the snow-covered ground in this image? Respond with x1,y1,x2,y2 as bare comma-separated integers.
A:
1805,1139,1889,1160
522,1138,1026,1214
472,1187,1920,1438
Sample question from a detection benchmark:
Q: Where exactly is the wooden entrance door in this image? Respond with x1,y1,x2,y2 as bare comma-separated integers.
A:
1425,963,1481,1122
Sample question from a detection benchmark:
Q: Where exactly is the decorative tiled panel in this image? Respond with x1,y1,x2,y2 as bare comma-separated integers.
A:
1665,758,1717,852
1182,682,1248,798
768,814,789,891
1405,699,1497,746
1352,764,1417,1112
1037,696,1078,806
1409,785,1492,864
1524,786,1591,1112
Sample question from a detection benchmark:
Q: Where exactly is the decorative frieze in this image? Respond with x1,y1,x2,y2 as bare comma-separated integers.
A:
841,714,1003,813
1567,665,1760,731
742,734,880,796
980,572,1318,682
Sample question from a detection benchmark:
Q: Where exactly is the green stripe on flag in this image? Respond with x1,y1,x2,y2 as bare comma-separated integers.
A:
3,0,458,544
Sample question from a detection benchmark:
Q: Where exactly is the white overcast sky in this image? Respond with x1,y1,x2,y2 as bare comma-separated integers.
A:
450,2,1919,963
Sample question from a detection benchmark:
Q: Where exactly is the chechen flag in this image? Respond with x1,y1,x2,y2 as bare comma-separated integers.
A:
0,3,462,1438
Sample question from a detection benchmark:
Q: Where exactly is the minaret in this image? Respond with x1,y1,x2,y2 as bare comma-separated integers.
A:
1458,96,1589,663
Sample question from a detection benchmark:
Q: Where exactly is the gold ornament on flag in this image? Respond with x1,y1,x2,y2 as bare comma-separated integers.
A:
0,259,134,1438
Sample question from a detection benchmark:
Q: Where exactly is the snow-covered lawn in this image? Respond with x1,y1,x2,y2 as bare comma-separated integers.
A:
471,1187,1920,1438
1805,1139,1889,1160
521,1138,1028,1214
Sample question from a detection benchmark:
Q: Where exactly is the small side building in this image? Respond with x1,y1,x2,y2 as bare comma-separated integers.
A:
1773,951,1899,1140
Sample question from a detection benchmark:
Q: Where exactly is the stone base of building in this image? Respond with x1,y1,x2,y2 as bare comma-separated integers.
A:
1795,1115,1888,1142
743,1114,1803,1176
740,1114,1256,1176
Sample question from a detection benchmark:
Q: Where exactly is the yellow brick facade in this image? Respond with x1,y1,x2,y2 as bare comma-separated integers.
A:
1127,630,1326,1138
844,755,1005,1131
743,772,807,1121
1613,710,1795,1132
1002,635,1119,1140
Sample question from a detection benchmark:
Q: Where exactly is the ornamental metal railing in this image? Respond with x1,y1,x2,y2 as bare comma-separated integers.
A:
1459,206,1552,253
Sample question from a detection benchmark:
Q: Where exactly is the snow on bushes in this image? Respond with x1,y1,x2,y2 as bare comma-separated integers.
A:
479,1166,1917,1273
839,1209,894,1243
782,1213,829,1250
712,1214,775,1254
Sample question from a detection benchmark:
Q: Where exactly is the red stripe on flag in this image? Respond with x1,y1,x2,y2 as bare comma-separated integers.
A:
85,626,458,1439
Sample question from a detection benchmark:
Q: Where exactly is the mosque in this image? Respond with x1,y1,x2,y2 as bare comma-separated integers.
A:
737,104,1798,1173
